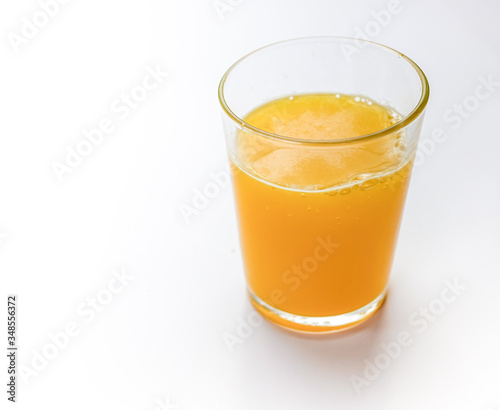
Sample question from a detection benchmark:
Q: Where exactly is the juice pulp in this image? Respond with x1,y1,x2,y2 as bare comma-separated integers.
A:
230,94,413,324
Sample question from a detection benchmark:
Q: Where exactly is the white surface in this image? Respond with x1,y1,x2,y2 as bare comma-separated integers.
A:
1,0,499,409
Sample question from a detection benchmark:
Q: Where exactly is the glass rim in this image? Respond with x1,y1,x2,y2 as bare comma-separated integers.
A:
218,36,430,145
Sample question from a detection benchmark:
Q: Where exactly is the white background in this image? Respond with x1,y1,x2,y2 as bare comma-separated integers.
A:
1,0,499,409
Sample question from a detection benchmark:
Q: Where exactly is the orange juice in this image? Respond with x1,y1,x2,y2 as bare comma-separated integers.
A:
230,94,414,331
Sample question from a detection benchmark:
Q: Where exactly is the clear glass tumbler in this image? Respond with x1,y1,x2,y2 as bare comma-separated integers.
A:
219,37,429,333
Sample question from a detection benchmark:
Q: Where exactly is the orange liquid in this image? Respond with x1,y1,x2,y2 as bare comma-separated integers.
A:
230,94,413,330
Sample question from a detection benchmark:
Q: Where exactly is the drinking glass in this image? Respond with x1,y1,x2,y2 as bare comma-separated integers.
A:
218,37,429,333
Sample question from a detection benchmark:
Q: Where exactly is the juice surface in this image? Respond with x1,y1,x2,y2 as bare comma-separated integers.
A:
231,94,413,318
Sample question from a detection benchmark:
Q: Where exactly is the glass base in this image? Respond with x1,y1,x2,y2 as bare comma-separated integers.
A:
248,288,387,334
